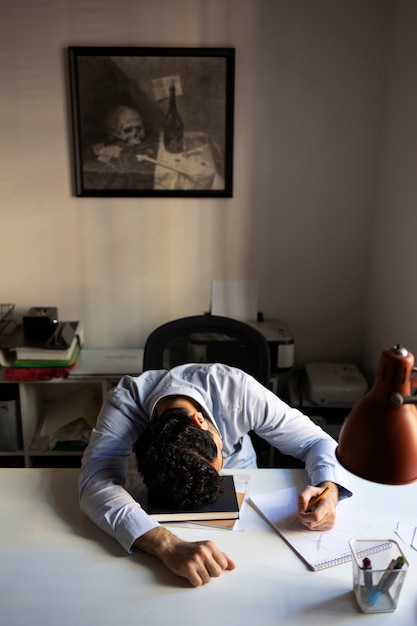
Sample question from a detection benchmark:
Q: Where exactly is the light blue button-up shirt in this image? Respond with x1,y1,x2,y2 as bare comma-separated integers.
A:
79,363,351,552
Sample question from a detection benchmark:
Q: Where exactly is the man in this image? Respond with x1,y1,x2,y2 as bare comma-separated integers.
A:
80,363,351,587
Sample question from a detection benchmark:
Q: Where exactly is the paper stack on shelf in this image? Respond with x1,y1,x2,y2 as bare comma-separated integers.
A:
68,348,143,378
30,386,100,452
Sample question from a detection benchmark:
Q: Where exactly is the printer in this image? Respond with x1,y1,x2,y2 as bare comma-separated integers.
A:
303,362,368,407
188,318,295,375
246,319,295,370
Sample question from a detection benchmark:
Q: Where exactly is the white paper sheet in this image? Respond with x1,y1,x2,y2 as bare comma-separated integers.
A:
211,280,258,321
250,487,388,571
395,522,417,551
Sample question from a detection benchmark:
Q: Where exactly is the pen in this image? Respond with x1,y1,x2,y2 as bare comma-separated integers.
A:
294,486,330,523
365,556,405,606
362,557,373,591
379,556,405,593
376,558,396,590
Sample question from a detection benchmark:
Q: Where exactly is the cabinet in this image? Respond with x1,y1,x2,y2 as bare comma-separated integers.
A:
0,372,119,468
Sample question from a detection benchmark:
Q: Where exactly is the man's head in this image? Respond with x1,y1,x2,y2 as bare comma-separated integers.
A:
134,401,224,510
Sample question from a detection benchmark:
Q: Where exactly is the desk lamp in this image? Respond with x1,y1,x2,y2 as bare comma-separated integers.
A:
336,345,417,484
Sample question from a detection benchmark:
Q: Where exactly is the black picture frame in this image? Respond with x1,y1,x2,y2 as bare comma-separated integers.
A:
68,46,235,198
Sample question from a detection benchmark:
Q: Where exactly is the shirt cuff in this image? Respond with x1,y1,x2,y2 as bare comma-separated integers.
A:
116,510,160,553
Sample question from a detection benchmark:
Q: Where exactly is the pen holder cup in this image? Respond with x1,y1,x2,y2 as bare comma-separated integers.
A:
349,539,409,613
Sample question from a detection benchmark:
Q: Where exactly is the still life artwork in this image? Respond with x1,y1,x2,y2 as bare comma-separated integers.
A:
68,46,235,197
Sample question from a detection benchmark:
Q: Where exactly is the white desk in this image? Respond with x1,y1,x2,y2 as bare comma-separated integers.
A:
1,468,416,626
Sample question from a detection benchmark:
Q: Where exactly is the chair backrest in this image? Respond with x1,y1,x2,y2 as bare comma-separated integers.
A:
143,314,271,387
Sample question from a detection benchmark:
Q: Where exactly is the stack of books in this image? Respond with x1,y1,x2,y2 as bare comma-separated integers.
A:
0,321,84,368
130,474,241,525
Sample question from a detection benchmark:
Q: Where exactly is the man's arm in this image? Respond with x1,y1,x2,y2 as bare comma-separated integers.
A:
133,526,236,587
242,376,353,498
80,423,236,586
80,378,236,586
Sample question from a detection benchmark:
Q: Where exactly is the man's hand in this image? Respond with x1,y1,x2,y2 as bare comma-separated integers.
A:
296,481,339,531
133,526,236,587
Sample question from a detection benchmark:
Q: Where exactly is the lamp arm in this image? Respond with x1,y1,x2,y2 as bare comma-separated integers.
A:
390,392,417,406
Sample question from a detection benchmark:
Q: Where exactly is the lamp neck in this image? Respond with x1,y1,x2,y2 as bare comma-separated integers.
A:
372,346,414,399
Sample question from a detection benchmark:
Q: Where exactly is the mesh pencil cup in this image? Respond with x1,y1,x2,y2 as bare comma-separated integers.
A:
349,539,409,613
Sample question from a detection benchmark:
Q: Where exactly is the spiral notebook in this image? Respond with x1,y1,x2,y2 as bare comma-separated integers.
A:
250,487,390,571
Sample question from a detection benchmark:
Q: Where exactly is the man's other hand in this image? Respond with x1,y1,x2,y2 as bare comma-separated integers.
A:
134,526,236,587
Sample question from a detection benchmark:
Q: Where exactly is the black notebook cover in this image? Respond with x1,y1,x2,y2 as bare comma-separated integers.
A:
141,474,239,522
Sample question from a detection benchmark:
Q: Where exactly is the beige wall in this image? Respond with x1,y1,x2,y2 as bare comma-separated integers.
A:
1,0,393,367
364,0,417,376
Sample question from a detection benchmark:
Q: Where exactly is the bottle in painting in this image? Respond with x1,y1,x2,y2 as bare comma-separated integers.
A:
163,81,184,153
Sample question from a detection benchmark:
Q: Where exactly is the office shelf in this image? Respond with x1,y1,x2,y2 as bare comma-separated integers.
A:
0,372,119,468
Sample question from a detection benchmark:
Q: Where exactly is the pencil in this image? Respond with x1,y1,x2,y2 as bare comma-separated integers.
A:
306,486,330,512
293,485,330,523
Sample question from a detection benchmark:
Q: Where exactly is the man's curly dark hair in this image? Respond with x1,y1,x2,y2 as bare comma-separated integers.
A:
134,408,224,510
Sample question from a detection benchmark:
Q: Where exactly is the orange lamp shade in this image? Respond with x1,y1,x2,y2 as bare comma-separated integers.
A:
336,346,417,484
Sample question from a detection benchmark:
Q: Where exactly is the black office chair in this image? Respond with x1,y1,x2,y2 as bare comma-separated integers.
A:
143,314,271,386
143,314,273,466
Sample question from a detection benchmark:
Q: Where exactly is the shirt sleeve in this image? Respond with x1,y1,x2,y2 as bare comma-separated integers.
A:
243,375,352,499
79,380,159,553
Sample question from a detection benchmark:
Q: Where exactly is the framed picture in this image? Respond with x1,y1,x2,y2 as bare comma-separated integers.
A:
68,46,235,198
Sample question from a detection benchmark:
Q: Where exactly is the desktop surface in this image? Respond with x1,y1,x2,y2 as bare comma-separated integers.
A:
0,468,416,626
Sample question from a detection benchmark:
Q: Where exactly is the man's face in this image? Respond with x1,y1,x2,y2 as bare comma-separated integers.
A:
186,410,224,472
207,426,224,472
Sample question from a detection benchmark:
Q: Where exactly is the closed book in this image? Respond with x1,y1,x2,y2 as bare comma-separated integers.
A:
139,474,239,522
